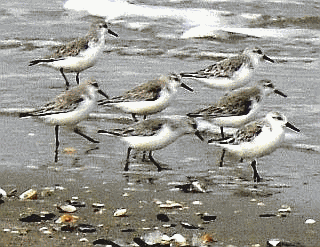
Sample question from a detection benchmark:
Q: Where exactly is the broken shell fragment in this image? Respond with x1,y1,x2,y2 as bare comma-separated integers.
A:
92,203,105,208
113,208,127,217
171,233,188,246
0,188,7,198
305,219,316,224
19,189,37,200
55,214,79,224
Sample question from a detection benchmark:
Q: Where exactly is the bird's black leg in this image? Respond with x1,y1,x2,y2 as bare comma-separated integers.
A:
74,127,99,143
220,126,225,139
54,125,59,162
148,151,163,172
124,147,132,171
219,148,226,167
132,113,138,122
250,160,261,182
76,72,80,84
60,68,70,90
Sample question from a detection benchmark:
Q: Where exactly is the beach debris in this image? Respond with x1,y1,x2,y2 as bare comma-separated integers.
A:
63,147,77,154
198,213,217,222
0,187,7,198
79,238,89,242
41,187,55,197
77,224,96,233
66,199,86,207
121,228,135,232
55,214,79,224
159,200,183,209
7,188,17,197
175,181,206,193
180,222,201,229
192,200,203,205
192,233,216,246
39,227,52,235
57,204,77,213
259,213,277,218
93,239,121,246
267,239,305,246
60,225,76,232
278,205,292,213
157,213,170,222
113,208,127,217
92,203,105,208
19,188,37,200
305,219,316,224
171,233,188,246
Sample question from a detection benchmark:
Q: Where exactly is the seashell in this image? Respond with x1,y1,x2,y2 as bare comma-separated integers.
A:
171,234,188,246
305,219,316,224
180,222,200,229
77,224,96,233
55,214,79,224
113,208,127,217
92,203,105,208
79,238,89,242
19,189,37,200
57,204,77,213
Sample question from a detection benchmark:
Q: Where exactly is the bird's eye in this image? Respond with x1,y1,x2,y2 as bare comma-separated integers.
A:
256,49,263,54
192,123,197,129
92,82,99,88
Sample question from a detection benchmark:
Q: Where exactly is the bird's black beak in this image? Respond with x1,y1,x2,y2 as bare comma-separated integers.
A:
195,130,204,141
108,29,119,37
180,82,194,92
274,89,287,97
98,89,109,99
285,122,300,132
263,54,274,63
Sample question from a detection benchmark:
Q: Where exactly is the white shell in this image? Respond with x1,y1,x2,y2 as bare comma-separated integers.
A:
0,188,7,198
19,189,37,200
57,205,77,213
113,208,127,217
171,234,188,246
305,219,316,224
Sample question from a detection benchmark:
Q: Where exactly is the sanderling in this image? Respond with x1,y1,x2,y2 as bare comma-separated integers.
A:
180,47,274,91
20,79,109,162
187,79,287,138
208,111,300,182
98,73,193,121
29,20,118,89
98,116,204,171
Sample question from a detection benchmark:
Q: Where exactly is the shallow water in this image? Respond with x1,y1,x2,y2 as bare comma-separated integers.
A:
0,0,320,245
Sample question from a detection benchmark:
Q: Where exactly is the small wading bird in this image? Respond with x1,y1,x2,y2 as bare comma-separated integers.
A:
98,74,193,122
29,21,118,89
20,79,109,162
98,116,204,171
187,79,287,138
180,47,274,91
208,111,300,182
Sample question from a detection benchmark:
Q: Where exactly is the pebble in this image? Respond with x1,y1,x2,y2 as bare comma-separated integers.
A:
79,238,89,242
180,222,201,229
156,213,170,222
66,200,86,207
92,203,105,208
93,239,121,246
267,239,305,246
77,224,96,233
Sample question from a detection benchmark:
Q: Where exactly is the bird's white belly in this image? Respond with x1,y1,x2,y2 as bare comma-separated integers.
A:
122,127,179,151
47,46,103,72
222,127,285,159
197,66,252,90
212,105,260,127
113,92,172,115
41,100,96,126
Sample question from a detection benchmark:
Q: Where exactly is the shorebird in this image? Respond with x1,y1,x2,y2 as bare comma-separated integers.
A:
20,79,109,162
208,111,300,182
187,79,287,138
98,116,204,171
180,47,274,91
98,73,193,121
29,21,118,89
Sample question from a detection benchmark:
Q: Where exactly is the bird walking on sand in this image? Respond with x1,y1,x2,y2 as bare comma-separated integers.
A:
29,21,118,89
20,79,109,162
98,73,193,122
98,116,204,171
208,111,300,182
180,47,274,91
187,79,287,138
